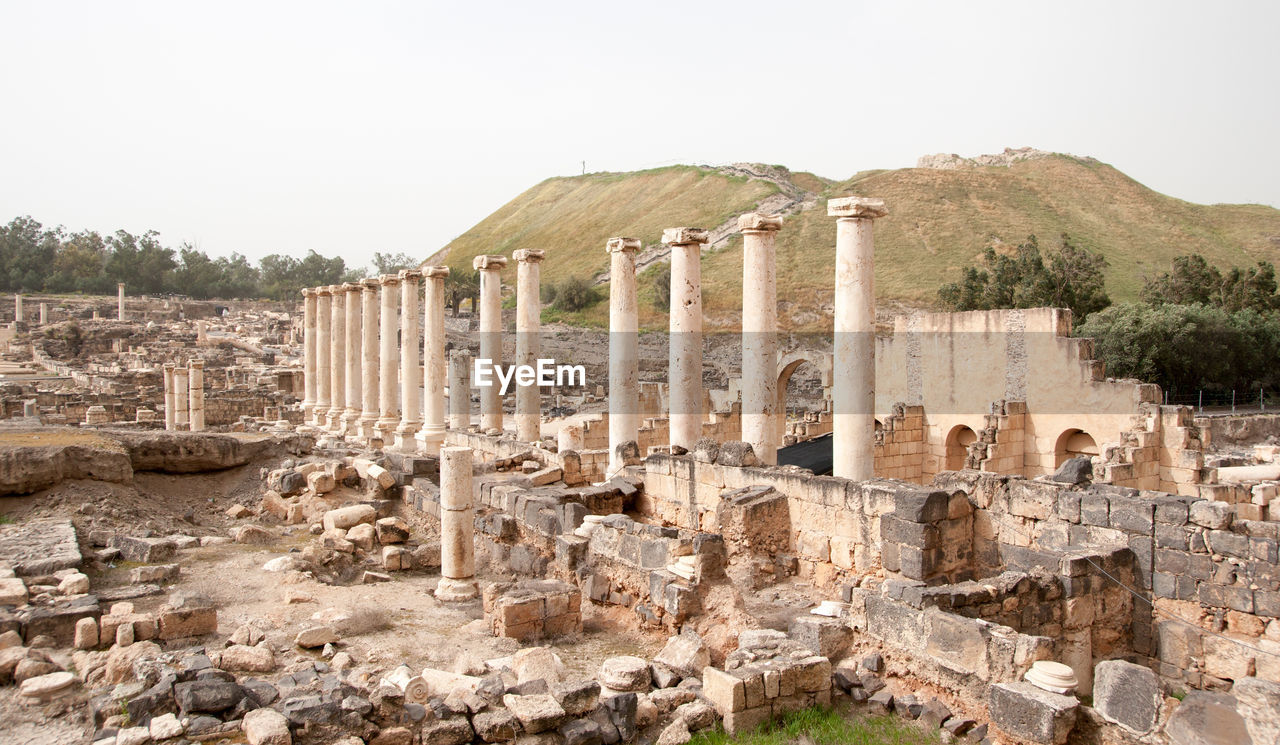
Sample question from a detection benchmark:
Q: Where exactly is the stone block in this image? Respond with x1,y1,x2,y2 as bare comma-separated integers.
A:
1093,659,1159,734
787,616,852,660
703,667,745,713
988,682,1078,745
1165,691,1251,745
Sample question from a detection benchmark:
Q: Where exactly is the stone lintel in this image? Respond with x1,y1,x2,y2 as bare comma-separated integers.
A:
398,268,424,282
662,227,710,245
738,213,784,231
379,274,401,286
606,237,642,253
473,255,509,271
513,249,546,263
423,265,450,279
827,196,888,219
360,278,381,290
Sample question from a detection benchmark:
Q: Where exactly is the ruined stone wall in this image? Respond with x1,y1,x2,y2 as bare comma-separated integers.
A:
876,308,1160,481
873,405,925,481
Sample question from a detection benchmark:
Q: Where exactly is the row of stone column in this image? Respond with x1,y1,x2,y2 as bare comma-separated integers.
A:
605,196,886,480
299,268,451,453
13,283,127,325
162,360,205,431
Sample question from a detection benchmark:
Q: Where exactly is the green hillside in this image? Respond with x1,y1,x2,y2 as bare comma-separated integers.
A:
432,155,1280,330
435,165,779,287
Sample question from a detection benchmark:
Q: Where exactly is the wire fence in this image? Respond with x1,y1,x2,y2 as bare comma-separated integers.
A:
1164,389,1274,415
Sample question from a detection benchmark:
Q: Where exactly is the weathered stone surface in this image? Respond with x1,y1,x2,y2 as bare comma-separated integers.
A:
512,646,567,684
1093,659,1159,734
1166,691,1251,745
234,524,275,545
0,577,27,605
600,655,651,692
18,670,75,698
656,717,691,745
1050,457,1093,485
243,707,292,745
552,678,600,716
654,632,710,678
375,517,411,544
472,708,519,742
323,504,376,531
347,523,376,550
105,640,162,683
503,692,566,733
73,616,98,649
219,644,276,673
295,625,338,648
1189,500,1233,530
988,682,1078,745
788,616,852,660
1235,677,1280,745
110,534,176,563
176,678,245,713
0,442,132,496
149,712,184,740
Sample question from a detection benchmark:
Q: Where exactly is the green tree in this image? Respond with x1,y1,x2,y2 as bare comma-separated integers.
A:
938,234,1110,321
550,275,599,312
445,267,480,316
371,252,418,275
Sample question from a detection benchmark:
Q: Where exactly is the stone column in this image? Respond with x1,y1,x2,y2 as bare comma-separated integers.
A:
421,266,450,454
342,282,362,434
359,279,381,440
448,349,471,430
314,287,332,426
607,237,641,476
327,285,346,431
393,270,423,450
162,363,176,431
196,321,207,343
740,213,784,465
174,364,189,430
375,274,401,442
117,283,126,321
38,303,47,326
514,249,545,443
473,255,508,433
301,288,318,420
188,360,205,431
13,294,22,323
830,196,888,480
435,446,478,601
664,227,709,453
558,423,584,453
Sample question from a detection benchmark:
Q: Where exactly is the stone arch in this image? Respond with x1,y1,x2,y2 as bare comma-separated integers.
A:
946,424,978,471
1055,428,1099,467
776,351,834,442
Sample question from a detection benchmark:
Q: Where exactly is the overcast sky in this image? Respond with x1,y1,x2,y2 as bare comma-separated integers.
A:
2,1,1277,270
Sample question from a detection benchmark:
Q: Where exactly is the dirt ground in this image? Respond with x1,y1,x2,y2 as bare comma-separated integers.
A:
0,452,674,743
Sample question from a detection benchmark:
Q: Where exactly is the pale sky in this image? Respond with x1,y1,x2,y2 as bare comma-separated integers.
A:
2,1,1277,270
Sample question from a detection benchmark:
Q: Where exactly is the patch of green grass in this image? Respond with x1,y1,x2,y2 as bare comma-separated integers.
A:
690,707,940,745
0,513,12,525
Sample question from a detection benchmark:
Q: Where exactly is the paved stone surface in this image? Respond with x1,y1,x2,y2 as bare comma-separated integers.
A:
0,519,81,576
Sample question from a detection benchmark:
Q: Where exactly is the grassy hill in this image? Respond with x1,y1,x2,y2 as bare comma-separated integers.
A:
431,154,1280,330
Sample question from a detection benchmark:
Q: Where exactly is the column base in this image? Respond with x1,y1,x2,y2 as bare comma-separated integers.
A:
393,424,422,452
325,408,345,431
359,416,380,441
340,409,361,436
434,577,479,602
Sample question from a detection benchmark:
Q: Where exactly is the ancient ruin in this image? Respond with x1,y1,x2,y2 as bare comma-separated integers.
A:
0,199,1277,745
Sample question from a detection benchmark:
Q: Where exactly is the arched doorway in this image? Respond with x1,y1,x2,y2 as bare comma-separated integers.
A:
946,425,978,471
775,352,832,443
1055,429,1098,467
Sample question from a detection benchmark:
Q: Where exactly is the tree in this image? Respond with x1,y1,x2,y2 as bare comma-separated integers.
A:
550,275,599,312
445,267,479,316
371,252,418,275
1141,254,1222,306
938,234,1110,321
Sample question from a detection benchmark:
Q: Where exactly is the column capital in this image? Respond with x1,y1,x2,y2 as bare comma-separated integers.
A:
827,196,888,219
606,237,642,253
399,268,424,282
163,362,175,371
379,273,401,287
189,359,204,370
301,287,317,298
341,282,361,293
513,249,545,263
473,255,508,271
738,213,784,231
316,285,333,297
662,227,710,245
360,277,380,290
423,265,450,279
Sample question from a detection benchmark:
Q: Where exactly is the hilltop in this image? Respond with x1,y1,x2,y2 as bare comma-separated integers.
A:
429,150,1280,329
